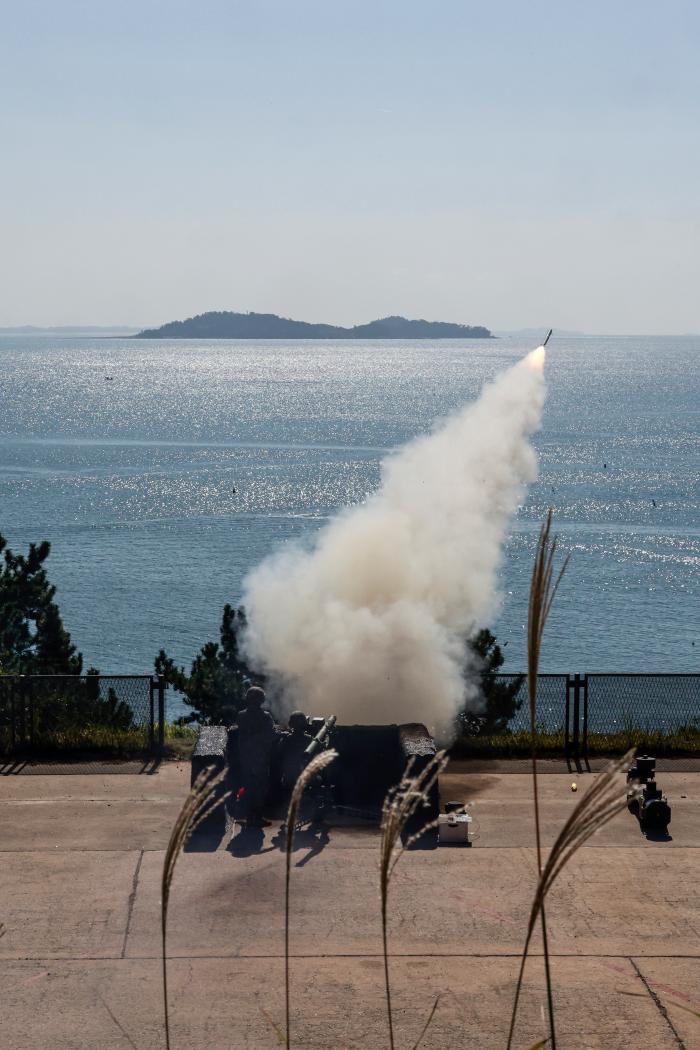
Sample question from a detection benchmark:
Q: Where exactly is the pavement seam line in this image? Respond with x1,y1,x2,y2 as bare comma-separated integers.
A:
121,850,144,959
630,957,687,1049
5,952,700,962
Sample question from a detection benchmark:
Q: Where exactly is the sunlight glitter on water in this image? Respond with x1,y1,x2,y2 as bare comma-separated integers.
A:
0,333,697,683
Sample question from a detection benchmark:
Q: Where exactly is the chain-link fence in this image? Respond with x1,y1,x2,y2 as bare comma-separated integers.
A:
586,674,700,734
493,673,570,733
483,673,700,738
463,672,700,760
0,675,164,762
2,672,698,767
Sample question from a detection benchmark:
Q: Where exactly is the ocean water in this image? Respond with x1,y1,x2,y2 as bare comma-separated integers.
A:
0,334,697,720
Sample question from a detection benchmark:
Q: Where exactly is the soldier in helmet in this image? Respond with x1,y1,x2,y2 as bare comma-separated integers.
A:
278,711,312,793
237,685,276,827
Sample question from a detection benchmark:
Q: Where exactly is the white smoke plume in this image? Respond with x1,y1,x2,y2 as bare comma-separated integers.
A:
242,347,546,741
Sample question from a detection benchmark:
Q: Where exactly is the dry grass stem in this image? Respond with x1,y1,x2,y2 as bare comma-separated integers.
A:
256,993,286,1046
527,511,570,734
410,994,441,1050
525,510,569,1050
161,766,229,1050
379,751,448,1050
506,749,641,1049
284,749,338,1050
617,988,700,1020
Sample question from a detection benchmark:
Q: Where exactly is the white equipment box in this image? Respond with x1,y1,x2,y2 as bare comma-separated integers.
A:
438,812,472,846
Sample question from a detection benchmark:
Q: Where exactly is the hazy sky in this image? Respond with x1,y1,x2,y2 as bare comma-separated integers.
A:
2,0,699,332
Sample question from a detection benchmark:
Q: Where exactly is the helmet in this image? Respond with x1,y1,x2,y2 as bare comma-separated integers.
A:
245,685,265,707
288,710,308,733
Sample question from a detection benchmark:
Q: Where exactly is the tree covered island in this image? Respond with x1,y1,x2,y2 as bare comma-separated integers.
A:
136,312,493,339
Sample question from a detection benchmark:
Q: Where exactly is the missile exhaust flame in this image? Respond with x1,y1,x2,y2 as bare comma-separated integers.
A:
526,345,546,370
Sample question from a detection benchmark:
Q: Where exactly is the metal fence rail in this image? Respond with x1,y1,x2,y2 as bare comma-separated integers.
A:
0,675,164,759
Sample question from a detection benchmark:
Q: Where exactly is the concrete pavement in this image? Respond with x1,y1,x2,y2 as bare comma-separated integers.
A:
1,760,698,1049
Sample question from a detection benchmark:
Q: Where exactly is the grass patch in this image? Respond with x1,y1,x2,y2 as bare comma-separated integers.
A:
451,725,700,759
1,722,197,761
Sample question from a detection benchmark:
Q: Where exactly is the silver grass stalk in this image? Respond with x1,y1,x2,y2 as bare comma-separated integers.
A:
284,749,338,1050
617,989,700,1021
526,510,569,1049
410,994,442,1050
379,751,448,1050
161,766,229,1050
506,749,642,1049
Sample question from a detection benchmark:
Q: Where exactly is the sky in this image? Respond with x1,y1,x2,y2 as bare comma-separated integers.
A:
1,0,699,333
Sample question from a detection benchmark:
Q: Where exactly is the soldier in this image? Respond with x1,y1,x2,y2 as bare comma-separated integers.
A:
237,685,276,827
278,711,312,792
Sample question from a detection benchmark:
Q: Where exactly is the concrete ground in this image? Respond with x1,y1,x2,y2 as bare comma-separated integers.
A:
1,760,699,1049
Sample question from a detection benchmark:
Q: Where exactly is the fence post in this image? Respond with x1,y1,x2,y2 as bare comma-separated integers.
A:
18,676,27,748
148,678,155,753
572,674,581,763
9,678,17,752
157,675,165,754
565,676,572,763
28,676,36,751
582,674,589,762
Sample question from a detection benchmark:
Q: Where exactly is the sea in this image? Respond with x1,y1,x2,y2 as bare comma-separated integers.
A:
0,334,697,721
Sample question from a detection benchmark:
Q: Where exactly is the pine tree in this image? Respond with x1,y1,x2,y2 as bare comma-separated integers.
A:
0,533,134,744
460,628,524,736
0,533,84,674
33,603,83,675
155,604,253,724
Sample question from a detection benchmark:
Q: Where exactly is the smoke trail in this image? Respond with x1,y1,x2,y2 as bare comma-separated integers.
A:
242,348,546,740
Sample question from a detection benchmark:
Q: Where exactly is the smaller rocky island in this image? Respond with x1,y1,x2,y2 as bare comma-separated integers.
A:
136,311,492,340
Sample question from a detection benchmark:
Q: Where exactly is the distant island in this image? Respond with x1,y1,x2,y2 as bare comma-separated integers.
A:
0,325,141,335
136,311,493,340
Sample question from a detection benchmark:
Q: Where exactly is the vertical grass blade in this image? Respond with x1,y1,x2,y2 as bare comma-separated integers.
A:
284,749,337,1050
524,510,569,1050
379,752,447,1050
161,766,229,1050
506,749,640,1049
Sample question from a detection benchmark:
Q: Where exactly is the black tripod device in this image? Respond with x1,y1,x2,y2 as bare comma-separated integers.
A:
627,755,671,833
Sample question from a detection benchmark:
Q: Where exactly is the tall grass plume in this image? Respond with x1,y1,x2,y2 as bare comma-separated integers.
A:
161,766,229,1050
507,748,642,1048
379,751,448,1050
524,510,569,1049
284,749,337,1050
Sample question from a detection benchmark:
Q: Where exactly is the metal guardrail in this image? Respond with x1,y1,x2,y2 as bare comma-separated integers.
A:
0,675,165,758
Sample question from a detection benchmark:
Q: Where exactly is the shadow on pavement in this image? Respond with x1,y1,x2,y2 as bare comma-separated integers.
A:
228,825,273,858
0,756,161,775
642,827,673,843
225,819,333,862
271,822,331,866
